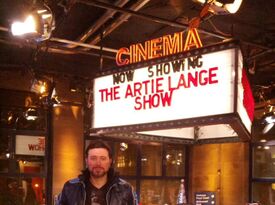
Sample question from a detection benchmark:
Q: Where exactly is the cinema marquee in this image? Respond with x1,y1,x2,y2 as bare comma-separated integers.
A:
91,32,254,143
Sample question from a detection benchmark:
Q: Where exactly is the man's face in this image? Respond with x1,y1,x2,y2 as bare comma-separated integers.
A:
86,148,112,178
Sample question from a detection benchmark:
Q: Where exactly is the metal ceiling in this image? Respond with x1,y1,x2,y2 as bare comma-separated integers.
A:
0,0,275,104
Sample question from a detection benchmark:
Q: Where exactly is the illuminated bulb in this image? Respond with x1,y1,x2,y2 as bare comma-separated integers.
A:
6,153,10,158
11,15,37,36
119,142,128,151
42,14,52,19
193,0,243,14
264,146,270,150
8,115,13,122
34,183,39,188
37,9,47,14
39,82,47,94
224,0,243,14
260,139,267,143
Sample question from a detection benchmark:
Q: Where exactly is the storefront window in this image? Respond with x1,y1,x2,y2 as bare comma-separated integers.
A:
252,119,275,205
114,142,137,176
0,159,8,173
0,89,48,205
0,107,46,131
253,145,275,178
127,179,136,190
140,179,180,205
0,129,11,173
85,137,186,204
16,157,45,174
166,144,185,177
141,144,162,176
0,176,46,205
252,182,275,205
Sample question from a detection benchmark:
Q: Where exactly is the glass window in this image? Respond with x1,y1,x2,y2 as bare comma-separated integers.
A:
114,142,137,176
0,159,8,173
16,157,45,174
0,107,46,130
85,138,186,204
141,144,162,176
166,144,185,177
125,179,136,191
252,182,275,205
140,179,181,205
0,176,46,205
253,145,275,178
0,129,11,173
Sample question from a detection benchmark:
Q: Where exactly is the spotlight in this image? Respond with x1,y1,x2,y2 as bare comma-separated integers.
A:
10,1,55,42
193,0,243,15
11,15,36,36
30,79,48,96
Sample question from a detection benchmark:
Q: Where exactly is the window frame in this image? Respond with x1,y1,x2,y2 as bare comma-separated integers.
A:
84,135,189,203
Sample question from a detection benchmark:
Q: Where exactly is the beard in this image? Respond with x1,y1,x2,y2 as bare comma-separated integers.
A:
90,167,108,178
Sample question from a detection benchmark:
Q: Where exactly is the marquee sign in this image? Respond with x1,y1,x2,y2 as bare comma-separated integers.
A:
91,41,254,143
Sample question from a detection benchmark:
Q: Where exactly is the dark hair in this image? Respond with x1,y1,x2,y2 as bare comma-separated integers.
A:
85,140,112,159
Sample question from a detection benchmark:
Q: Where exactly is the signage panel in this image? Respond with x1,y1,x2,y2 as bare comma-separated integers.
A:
91,42,253,141
93,48,235,129
195,192,216,205
15,135,45,156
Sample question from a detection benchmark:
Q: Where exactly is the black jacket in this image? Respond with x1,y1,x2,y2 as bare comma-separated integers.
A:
56,168,137,205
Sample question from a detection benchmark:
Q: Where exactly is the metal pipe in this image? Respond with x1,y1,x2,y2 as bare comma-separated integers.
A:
68,0,130,48
0,26,9,32
88,0,150,45
77,0,228,40
0,38,115,59
0,26,118,54
247,48,275,62
51,37,118,53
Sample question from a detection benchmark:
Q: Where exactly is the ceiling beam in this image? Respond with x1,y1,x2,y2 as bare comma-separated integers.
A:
77,0,228,40
68,0,130,48
87,0,150,45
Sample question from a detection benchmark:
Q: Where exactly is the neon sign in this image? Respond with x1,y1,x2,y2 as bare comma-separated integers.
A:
116,28,202,66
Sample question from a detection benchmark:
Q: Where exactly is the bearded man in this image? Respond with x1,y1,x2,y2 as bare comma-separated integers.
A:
57,140,137,205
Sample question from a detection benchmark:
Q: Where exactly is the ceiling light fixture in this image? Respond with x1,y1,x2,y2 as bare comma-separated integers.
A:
24,108,39,121
193,0,243,15
31,79,48,96
11,15,36,36
10,1,55,42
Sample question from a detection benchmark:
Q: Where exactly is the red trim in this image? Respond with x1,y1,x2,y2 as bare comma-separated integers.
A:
242,69,255,122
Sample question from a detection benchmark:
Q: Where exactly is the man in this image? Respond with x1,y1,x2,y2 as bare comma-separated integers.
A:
57,140,137,205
